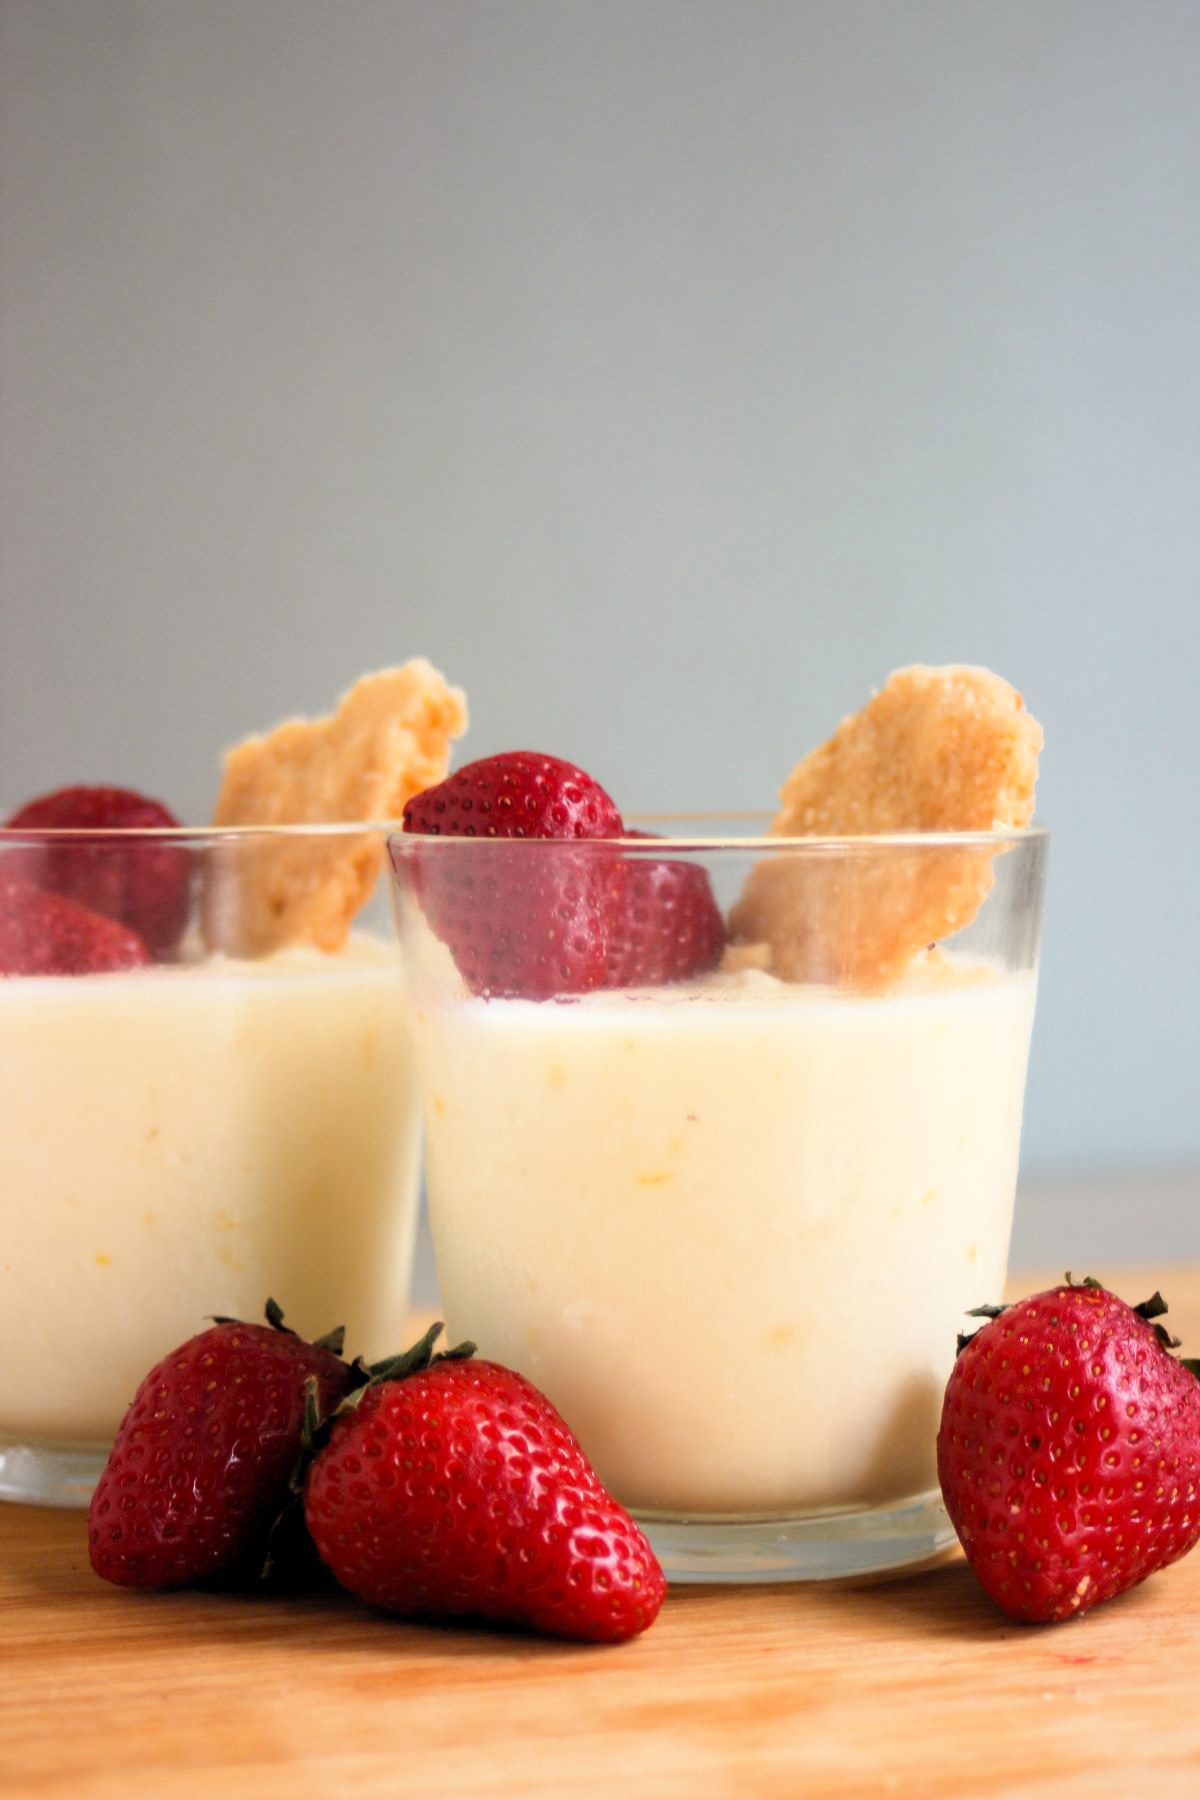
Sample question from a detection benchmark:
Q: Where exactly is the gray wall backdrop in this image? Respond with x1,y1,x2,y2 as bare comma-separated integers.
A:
2,3,1198,1258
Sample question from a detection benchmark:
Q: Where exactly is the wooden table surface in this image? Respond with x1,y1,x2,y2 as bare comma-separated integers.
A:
5,1267,1200,1800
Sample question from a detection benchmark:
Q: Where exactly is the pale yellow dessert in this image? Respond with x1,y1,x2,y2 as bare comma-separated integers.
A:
405,664,1043,1522
0,661,466,1468
0,938,419,1445
414,955,1035,1515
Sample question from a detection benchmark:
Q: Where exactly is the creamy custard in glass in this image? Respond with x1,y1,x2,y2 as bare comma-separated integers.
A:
415,959,1036,1517
0,935,419,1448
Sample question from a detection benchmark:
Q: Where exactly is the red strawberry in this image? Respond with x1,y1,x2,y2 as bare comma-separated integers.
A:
605,830,726,987
0,876,151,975
938,1277,1200,1622
4,785,190,957
400,751,625,999
304,1324,667,1643
88,1301,352,1589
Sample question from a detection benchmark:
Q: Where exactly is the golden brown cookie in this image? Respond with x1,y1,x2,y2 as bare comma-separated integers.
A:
206,661,467,956
728,665,1041,985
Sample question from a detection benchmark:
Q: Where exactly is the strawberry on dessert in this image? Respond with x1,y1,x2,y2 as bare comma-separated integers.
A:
403,751,621,840
605,831,725,988
5,785,190,958
88,1302,352,1590
0,877,151,976
401,751,625,1000
938,1276,1200,1622
304,1323,667,1643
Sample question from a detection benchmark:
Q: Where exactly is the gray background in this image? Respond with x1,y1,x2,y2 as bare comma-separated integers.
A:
1,2,1197,1262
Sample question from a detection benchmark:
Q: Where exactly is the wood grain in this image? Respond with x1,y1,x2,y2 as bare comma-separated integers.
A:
4,1268,1200,1800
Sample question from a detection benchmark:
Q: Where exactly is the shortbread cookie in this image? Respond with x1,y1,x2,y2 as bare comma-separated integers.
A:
728,666,1041,985
206,661,467,956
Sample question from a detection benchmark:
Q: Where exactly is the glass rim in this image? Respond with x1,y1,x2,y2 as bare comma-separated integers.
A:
0,821,411,845
0,815,1049,851
390,816,1049,853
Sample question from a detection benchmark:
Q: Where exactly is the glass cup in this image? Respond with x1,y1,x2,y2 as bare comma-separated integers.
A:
388,818,1048,1582
0,823,423,1506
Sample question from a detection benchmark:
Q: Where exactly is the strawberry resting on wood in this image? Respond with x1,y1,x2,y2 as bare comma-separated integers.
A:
303,1323,667,1643
938,1276,1200,1622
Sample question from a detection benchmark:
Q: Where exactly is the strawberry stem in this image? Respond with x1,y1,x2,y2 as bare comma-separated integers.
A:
1132,1291,1183,1351
301,1374,323,1448
265,1321,479,1582
364,1319,475,1386
956,1278,1200,1377
958,1299,1009,1354
209,1298,347,1358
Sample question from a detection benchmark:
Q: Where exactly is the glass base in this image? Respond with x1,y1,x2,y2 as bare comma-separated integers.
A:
637,1489,958,1583
0,1447,958,1586
0,1441,107,1508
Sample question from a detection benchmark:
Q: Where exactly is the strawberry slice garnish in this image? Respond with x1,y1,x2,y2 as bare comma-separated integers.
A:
605,830,726,988
0,877,151,975
400,751,624,999
4,785,190,957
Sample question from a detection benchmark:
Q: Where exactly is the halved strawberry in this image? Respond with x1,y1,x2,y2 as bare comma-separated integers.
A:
400,752,625,999
605,831,726,988
0,877,151,975
4,785,190,957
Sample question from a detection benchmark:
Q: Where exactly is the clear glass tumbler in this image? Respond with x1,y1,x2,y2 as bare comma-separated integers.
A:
389,819,1047,1582
0,823,423,1506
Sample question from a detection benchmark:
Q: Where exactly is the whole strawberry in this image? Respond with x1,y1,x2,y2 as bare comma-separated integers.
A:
605,831,726,987
400,751,625,1000
89,1301,351,1589
938,1277,1200,1622
5,785,190,957
0,876,151,975
304,1325,667,1642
